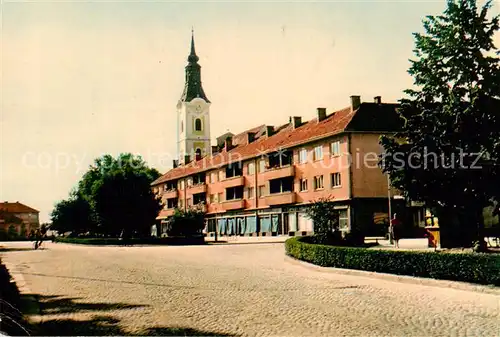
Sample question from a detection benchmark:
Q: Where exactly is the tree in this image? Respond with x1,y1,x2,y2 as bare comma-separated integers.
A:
78,153,162,237
305,197,341,244
380,0,500,249
166,204,205,237
7,225,18,240
50,193,94,235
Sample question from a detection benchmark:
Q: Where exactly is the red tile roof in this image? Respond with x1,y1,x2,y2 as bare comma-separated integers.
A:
0,202,39,213
152,106,355,185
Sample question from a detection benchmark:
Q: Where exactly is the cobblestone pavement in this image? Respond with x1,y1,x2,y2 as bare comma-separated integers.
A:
1,241,499,336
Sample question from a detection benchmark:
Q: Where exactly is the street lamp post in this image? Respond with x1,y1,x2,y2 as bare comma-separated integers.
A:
387,174,393,244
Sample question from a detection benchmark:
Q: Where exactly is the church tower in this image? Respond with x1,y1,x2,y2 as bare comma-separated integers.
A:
177,30,211,165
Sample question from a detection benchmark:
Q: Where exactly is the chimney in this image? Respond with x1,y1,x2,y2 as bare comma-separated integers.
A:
211,145,218,155
173,160,178,169
184,155,191,165
374,96,382,104
224,136,233,151
266,126,274,137
350,95,361,111
247,132,256,143
292,116,302,129
317,108,327,121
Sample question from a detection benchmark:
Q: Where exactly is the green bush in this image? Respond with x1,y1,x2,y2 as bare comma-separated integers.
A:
285,236,500,286
54,236,205,246
166,207,205,237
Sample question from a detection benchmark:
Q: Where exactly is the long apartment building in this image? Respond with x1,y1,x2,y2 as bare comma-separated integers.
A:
152,98,405,237
151,33,406,237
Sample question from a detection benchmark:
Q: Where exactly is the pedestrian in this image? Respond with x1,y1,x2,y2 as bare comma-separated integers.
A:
34,228,42,249
391,214,402,248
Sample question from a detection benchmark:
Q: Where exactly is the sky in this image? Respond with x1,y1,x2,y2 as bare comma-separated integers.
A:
1,0,499,223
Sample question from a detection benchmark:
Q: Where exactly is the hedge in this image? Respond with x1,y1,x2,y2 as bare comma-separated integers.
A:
54,236,205,246
285,236,500,286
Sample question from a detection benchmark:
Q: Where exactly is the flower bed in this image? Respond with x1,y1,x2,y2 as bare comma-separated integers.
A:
285,236,500,286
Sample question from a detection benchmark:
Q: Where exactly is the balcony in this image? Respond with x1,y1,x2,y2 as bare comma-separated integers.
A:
264,192,296,206
260,165,295,181
222,199,245,211
187,183,207,195
189,203,207,212
162,189,178,199
156,208,175,219
221,176,245,189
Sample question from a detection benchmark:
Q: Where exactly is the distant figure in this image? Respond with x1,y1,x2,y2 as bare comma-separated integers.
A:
391,214,402,248
34,228,43,249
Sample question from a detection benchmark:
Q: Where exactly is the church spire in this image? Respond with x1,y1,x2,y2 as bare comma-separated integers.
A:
188,28,199,63
180,28,210,103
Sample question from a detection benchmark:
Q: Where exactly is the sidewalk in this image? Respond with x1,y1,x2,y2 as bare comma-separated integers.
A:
205,235,288,245
370,238,431,251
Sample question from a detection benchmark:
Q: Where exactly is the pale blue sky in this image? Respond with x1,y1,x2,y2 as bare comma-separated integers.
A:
2,1,499,222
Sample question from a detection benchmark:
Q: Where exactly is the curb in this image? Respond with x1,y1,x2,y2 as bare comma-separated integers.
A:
284,255,500,295
2,261,42,323
206,240,287,246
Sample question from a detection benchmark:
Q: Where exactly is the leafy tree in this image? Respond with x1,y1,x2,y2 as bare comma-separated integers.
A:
20,224,27,238
380,0,500,249
7,225,18,240
50,193,94,235
78,153,162,237
166,204,205,237
305,197,341,245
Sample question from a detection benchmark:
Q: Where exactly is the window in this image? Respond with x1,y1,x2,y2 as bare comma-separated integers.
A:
192,173,205,185
195,118,202,131
269,177,294,194
217,192,224,203
195,148,202,159
247,187,255,199
300,179,308,192
259,160,266,173
313,175,324,190
339,209,349,230
258,185,266,197
179,180,185,190
165,181,176,190
218,170,224,181
331,141,341,156
331,172,341,188
226,186,244,200
187,178,193,187
209,194,215,203
211,172,217,183
299,149,308,164
313,145,323,161
268,150,293,168
225,162,243,178
248,162,255,175
193,193,206,205
167,198,178,209
181,121,184,133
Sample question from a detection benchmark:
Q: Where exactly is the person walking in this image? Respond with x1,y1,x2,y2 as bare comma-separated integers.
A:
390,213,402,248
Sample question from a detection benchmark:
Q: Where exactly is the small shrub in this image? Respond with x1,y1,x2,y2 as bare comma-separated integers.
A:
285,236,500,286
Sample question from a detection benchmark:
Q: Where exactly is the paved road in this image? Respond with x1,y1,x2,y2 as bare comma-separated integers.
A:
1,241,499,336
